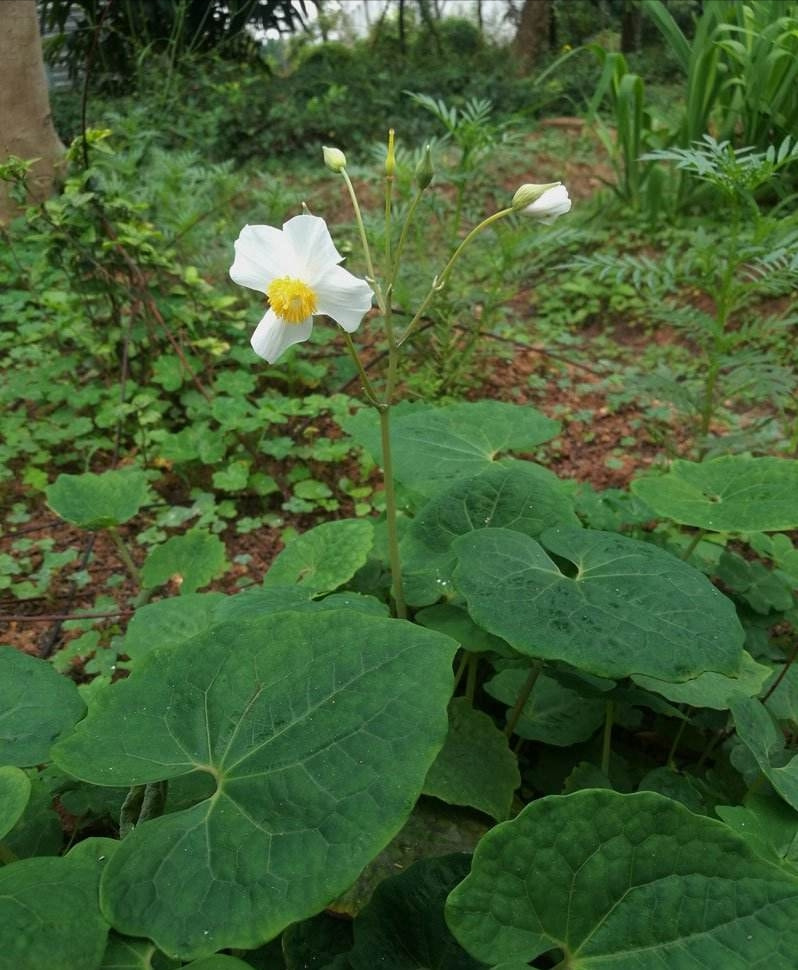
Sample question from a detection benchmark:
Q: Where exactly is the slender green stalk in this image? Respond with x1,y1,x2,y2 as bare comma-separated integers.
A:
391,189,424,283
453,651,469,692
378,406,406,619
341,169,385,313
465,652,479,704
109,527,141,587
343,332,379,406
601,701,615,777
397,206,515,348
504,661,543,738
667,715,689,769
681,529,706,562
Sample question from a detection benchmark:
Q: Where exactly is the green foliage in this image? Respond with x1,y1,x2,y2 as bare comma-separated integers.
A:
4,22,798,970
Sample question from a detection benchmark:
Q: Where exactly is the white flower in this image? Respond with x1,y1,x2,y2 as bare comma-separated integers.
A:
230,214,373,363
524,183,571,224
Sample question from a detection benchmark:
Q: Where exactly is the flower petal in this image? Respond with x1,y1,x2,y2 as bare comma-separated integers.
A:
282,214,343,280
250,308,313,363
313,264,374,333
231,224,297,292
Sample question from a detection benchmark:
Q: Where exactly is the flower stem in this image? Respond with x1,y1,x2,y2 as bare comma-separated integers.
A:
378,405,406,619
343,332,380,406
397,206,515,348
681,529,705,562
109,526,141,588
504,661,542,738
341,168,385,313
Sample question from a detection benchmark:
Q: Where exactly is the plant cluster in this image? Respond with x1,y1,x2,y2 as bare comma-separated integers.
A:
2,124,798,969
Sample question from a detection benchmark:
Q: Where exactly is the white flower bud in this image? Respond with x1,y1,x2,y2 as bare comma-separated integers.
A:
323,146,347,173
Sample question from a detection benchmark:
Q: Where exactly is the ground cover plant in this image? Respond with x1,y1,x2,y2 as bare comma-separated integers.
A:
2,3,798,968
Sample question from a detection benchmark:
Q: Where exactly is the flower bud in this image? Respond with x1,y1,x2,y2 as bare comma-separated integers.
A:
385,129,396,177
511,182,562,210
416,144,434,189
518,183,572,224
323,146,347,173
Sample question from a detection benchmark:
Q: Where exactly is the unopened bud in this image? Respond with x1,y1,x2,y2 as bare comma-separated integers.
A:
511,181,562,210
323,146,347,173
385,129,396,177
416,144,434,189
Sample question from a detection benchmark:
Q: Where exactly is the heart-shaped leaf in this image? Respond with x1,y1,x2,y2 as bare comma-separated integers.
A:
730,695,798,810
632,650,772,710
344,402,559,493
52,611,456,960
401,462,578,606
0,647,86,766
446,790,798,968
46,468,150,529
0,854,109,970
631,456,798,533
141,530,229,593
423,699,520,821
263,519,374,595
454,528,744,681
0,766,30,841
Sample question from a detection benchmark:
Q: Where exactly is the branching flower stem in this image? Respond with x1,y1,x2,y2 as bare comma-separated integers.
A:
397,206,515,348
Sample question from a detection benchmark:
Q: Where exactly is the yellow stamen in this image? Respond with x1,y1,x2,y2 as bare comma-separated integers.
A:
267,276,317,324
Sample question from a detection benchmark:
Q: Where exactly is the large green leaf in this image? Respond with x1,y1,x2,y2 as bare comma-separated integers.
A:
423,699,520,821
454,527,744,681
122,593,227,661
632,650,771,710
140,530,229,594
1,770,62,859
0,766,30,841
344,855,486,970
401,462,578,606
446,790,798,969
730,695,798,810
485,670,605,747
262,519,374,595
0,855,109,970
46,468,150,529
344,402,559,493
0,646,86,766
631,456,798,532
717,793,798,873
52,611,457,960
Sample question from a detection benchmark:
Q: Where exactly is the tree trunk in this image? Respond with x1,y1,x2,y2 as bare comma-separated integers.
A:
513,0,551,75
0,0,64,222
620,0,643,54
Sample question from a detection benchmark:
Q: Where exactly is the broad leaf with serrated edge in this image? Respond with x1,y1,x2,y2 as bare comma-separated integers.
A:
46,468,150,529
263,519,374,594
454,527,743,681
631,456,798,532
446,790,798,969
52,611,456,960
140,530,228,593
